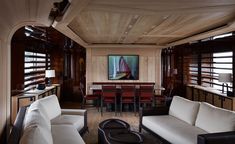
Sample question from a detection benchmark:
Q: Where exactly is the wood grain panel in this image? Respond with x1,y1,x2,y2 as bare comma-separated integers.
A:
86,47,161,94
186,86,193,100
214,95,222,108
52,0,235,47
205,93,213,105
91,48,157,56
147,57,155,81
139,57,148,81
91,0,235,12
223,97,233,110
92,56,107,82
63,0,235,45
193,89,199,101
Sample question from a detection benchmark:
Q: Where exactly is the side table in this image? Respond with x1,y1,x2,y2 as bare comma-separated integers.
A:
98,119,143,144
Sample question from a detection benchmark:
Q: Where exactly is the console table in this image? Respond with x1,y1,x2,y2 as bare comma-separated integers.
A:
186,85,235,111
11,84,60,124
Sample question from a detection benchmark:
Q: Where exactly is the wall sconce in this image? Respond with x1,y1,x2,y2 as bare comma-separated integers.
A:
45,70,55,86
218,73,232,93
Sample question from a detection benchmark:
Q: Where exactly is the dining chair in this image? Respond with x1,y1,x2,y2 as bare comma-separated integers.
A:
163,83,174,106
139,85,154,109
80,83,100,110
101,85,117,116
120,85,136,115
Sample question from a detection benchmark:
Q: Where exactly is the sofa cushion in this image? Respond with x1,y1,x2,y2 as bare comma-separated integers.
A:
20,125,53,144
169,96,200,125
143,115,207,144
51,115,84,131
38,95,61,120
27,100,49,120
51,125,85,144
24,109,51,131
195,102,235,133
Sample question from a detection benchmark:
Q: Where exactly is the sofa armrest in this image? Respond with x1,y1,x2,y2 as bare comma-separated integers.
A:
140,106,169,117
139,106,169,132
61,109,86,116
8,106,27,144
198,131,235,144
61,109,88,135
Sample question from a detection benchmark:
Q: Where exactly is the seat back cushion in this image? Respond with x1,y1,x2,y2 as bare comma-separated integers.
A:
24,109,51,130
169,96,200,125
195,102,235,133
20,125,53,144
27,101,49,120
38,95,61,120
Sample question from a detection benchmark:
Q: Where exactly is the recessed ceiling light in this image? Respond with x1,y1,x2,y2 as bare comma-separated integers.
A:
134,15,139,19
213,33,233,40
163,15,169,19
151,25,156,29
25,32,30,37
25,26,34,32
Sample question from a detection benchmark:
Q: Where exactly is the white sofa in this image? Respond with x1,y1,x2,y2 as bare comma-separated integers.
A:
139,96,235,144
9,95,87,144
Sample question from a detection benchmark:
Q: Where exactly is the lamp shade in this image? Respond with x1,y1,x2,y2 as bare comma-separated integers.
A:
218,73,232,82
45,70,55,78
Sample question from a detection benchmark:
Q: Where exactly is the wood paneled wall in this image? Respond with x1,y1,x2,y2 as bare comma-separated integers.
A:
86,47,162,94
162,36,235,97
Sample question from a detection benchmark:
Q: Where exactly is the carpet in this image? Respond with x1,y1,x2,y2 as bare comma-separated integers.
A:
82,108,163,144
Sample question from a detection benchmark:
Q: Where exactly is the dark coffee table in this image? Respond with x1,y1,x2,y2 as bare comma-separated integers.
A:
98,119,143,144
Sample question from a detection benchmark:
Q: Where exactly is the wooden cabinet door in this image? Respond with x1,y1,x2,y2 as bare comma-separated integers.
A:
222,97,233,110
18,97,33,108
56,86,61,100
186,86,193,100
48,89,54,96
11,96,35,124
213,95,222,108
205,93,213,104
198,90,206,102
193,89,199,101
38,93,47,99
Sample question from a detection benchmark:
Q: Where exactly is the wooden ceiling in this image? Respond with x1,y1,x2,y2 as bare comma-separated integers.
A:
52,0,235,48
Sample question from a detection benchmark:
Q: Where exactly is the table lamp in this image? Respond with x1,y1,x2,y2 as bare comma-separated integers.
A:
218,73,232,93
45,70,55,86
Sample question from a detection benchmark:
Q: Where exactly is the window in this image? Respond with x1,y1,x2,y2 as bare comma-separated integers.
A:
212,52,233,91
201,53,213,87
184,51,233,92
24,51,50,90
183,54,198,85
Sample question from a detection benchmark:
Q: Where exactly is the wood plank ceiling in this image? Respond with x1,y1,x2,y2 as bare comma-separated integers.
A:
52,0,235,48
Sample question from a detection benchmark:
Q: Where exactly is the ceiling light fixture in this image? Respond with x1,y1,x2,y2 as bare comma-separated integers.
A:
25,26,34,32
212,33,233,40
24,32,30,37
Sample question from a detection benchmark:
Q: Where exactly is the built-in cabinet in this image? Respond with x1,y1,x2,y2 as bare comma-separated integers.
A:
186,85,235,111
11,84,60,124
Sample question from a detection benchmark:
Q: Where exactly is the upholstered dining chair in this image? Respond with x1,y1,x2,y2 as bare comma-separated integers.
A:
80,83,100,110
120,85,136,115
101,85,117,116
139,85,154,109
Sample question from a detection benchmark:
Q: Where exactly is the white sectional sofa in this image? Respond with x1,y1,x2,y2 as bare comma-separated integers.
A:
139,96,235,144
9,95,87,144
